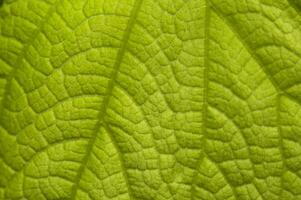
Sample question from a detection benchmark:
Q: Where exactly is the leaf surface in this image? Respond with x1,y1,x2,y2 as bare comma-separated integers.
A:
1,0,301,199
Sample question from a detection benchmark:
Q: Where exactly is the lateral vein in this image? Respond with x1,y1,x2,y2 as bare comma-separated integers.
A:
70,0,143,199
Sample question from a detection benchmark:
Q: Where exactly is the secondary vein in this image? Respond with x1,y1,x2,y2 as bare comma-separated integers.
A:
191,0,211,199
0,0,60,133
70,0,143,199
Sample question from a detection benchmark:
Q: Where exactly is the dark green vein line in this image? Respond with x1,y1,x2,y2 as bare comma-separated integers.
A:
211,5,287,168
191,2,241,200
277,94,287,198
287,0,301,15
2,0,65,196
211,6,288,200
211,8,282,94
191,0,211,199
102,123,134,199
70,0,143,199
211,6,301,110
0,1,60,134
203,0,210,146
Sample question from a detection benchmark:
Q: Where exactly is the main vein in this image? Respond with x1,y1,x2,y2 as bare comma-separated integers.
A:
70,0,143,199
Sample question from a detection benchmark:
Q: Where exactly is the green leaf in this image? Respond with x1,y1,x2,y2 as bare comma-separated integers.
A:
1,0,301,199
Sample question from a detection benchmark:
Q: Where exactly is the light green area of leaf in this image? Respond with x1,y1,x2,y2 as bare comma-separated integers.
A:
1,0,301,199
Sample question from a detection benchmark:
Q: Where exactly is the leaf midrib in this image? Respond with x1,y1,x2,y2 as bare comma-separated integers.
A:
69,0,143,199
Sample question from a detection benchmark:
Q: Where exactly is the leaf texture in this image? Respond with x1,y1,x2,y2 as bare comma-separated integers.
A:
1,0,301,200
